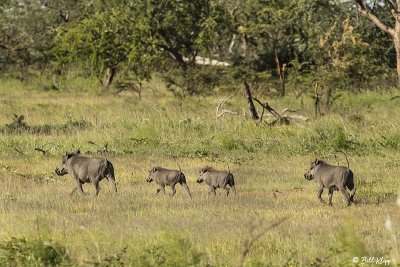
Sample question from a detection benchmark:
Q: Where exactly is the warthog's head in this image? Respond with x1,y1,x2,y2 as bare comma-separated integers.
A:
55,150,80,176
197,167,210,183
146,167,158,183
304,159,322,180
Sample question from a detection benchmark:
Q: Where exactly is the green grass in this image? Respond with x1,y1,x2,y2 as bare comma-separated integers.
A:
0,77,400,266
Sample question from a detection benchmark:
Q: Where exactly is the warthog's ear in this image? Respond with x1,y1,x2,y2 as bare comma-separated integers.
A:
66,153,74,159
76,149,81,154
151,167,157,172
314,158,321,165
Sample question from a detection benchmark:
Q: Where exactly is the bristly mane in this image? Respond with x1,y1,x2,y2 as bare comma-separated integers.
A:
201,166,214,172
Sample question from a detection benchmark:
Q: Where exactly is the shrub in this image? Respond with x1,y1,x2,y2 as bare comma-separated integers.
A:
0,237,72,266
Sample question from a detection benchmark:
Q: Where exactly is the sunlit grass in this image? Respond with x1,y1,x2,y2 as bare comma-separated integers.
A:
0,77,400,265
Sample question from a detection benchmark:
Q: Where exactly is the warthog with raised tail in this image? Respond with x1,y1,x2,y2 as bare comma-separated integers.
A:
304,159,355,206
197,166,236,196
55,150,117,196
146,167,192,197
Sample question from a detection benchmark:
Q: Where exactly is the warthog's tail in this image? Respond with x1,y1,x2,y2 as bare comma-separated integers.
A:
178,172,192,198
347,174,355,203
228,173,236,195
337,150,350,168
173,156,182,172
105,160,117,193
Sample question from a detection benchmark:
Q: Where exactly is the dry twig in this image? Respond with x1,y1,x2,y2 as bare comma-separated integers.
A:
216,95,239,119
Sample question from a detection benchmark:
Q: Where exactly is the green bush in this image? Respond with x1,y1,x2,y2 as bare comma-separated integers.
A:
135,235,211,267
0,237,72,266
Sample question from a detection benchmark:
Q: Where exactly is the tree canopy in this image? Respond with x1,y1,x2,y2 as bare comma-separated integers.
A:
0,0,397,95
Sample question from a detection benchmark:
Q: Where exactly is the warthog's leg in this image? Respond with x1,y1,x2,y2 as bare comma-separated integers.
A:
231,185,237,195
209,186,216,196
317,185,325,203
347,180,356,203
338,185,351,206
328,188,334,206
171,184,177,196
224,186,230,197
181,182,192,198
350,187,356,203
107,175,117,193
71,179,85,195
156,185,166,194
94,181,101,196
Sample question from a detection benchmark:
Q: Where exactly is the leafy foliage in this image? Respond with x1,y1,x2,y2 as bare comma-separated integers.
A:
0,238,72,266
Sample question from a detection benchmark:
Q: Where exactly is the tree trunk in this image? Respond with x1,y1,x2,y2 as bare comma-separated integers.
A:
353,0,400,87
274,50,286,96
102,67,116,91
106,67,116,87
243,81,259,120
395,20,400,87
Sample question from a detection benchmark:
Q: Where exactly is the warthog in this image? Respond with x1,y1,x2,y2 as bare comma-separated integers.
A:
146,167,192,197
197,166,236,196
55,150,117,196
304,159,355,206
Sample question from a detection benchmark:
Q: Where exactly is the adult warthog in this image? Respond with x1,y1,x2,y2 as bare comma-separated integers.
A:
55,150,117,196
304,159,355,206
197,166,236,196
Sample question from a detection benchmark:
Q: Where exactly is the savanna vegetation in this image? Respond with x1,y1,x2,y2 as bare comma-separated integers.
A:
1,0,400,266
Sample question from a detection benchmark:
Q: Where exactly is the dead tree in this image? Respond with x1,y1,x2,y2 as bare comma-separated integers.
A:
252,98,289,125
243,81,259,120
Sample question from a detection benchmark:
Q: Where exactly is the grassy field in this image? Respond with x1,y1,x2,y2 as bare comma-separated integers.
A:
0,78,400,266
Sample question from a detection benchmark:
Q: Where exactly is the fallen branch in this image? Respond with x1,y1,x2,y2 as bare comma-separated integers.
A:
252,97,309,125
34,147,46,155
252,97,289,125
216,95,239,119
14,148,24,155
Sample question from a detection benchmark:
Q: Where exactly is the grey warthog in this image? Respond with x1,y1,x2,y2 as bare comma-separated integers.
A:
197,166,236,196
146,167,192,197
55,150,117,196
304,159,355,206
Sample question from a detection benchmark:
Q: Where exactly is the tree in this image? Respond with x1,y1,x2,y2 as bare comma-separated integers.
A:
353,0,400,86
0,0,87,75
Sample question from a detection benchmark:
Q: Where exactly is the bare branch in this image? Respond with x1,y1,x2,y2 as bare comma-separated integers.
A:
14,148,24,156
216,95,239,119
354,0,395,36
238,217,287,267
252,97,283,120
383,0,398,14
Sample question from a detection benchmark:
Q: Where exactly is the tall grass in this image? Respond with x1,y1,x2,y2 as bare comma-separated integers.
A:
0,77,399,265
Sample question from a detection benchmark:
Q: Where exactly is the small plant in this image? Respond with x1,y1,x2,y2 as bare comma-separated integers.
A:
4,114,29,133
87,247,128,267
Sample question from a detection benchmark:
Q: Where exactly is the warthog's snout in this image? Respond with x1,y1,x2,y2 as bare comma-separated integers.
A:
55,167,67,176
196,177,204,183
146,177,153,183
304,172,313,180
